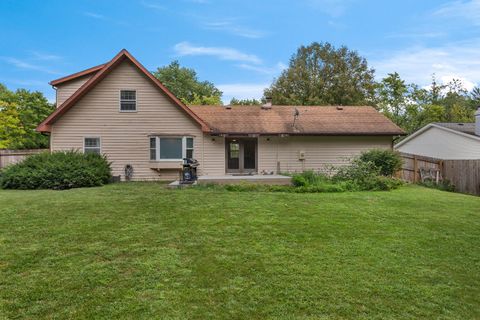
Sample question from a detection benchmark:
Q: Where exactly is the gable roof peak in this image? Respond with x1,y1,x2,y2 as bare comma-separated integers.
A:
37,49,209,133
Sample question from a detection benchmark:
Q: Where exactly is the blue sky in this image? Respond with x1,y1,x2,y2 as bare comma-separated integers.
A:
1,0,480,103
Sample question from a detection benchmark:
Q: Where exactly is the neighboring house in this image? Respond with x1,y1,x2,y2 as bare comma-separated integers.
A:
395,116,480,160
37,49,404,180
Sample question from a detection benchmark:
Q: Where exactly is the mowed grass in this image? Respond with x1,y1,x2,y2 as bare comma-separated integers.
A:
0,184,479,319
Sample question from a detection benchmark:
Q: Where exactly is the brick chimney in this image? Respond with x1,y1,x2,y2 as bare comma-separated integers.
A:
476,106,480,136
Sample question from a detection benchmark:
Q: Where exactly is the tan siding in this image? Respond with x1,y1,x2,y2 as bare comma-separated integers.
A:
201,134,225,175
51,59,393,180
258,136,392,173
56,75,92,106
51,60,207,180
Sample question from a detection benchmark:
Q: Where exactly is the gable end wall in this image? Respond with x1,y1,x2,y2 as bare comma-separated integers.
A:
51,60,224,180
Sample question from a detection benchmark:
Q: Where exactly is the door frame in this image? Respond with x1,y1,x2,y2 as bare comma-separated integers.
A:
225,137,258,174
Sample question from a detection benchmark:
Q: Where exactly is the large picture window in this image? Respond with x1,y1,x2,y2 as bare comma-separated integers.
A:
149,136,194,160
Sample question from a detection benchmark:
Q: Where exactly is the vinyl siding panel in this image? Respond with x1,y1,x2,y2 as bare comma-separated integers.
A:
395,126,480,159
258,136,392,173
201,135,225,175
51,60,208,180
56,75,92,107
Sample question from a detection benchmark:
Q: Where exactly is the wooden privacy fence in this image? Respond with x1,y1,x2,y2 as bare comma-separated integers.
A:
0,149,48,169
398,152,480,196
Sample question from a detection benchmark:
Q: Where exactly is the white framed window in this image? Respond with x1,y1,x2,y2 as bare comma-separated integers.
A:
120,90,136,112
186,137,194,159
149,136,194,161
149,137,156,160
84,137,101,154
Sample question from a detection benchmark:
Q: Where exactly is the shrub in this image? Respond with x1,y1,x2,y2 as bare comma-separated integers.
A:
0,151,112,190
291,170,329,187
359,149,403,176
333,158,379,182
419,179,455,192
332,158,403,191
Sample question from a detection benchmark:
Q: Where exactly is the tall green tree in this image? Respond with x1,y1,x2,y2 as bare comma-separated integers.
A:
0,84,54,149
152,61,222,105
375,73,476,134
376,72,409,124
264,42,376,105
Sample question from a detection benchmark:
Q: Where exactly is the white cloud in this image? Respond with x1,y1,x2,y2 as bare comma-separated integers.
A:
1,57,60,75
30,51,62,61
372,40,480,89
237,62,286,75
82,11,129,26
83,12,105,19
385,31,446,39
433,0,480,25
140,1,166,11
202,19,266,39
217,83,269,103
173,42,262,64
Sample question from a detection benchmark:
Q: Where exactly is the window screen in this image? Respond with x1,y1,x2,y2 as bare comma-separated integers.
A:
149,137,156,160
186,137,194,159
120,90,136,111
84,137,101,154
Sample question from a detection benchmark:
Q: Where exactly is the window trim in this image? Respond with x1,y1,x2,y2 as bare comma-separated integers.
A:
83,136,101,154
149,136,194,161
119,89,137,113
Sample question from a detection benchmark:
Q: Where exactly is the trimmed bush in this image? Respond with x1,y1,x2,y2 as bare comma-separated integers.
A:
359,149,403,176
0,151,112,190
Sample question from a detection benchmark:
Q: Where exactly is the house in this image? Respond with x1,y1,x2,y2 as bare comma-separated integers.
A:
37,49,405,181
395,115,480,160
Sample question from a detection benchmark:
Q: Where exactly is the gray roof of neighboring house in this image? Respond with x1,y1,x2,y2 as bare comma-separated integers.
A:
433,122,476,136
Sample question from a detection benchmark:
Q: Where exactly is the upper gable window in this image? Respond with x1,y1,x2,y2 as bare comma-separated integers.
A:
120,90,137,112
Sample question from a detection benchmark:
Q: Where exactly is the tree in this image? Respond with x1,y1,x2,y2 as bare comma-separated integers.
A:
0,84,54,149
229,98,262,105
376,72,409,124
0,101,26,149
152,61,222,105
375,73,476,134
264,42,376,105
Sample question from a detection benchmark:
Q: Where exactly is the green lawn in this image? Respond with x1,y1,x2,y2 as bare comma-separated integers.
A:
0,184,479,319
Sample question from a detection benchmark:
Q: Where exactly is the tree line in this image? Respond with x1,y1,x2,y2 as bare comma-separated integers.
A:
1,41,478,149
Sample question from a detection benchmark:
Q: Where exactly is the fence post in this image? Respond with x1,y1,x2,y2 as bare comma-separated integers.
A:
439,160,444,181
413,155,418,183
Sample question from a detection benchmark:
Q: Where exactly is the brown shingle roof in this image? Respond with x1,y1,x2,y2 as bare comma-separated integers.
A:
188,105,405,136
49,64,106,86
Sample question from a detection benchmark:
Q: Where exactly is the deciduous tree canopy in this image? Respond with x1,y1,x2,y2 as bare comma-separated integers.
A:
153,61,222,105
0,84,54,149
264,42,376,106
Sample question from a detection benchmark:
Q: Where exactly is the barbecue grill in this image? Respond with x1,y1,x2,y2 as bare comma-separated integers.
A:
180,158,198,184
